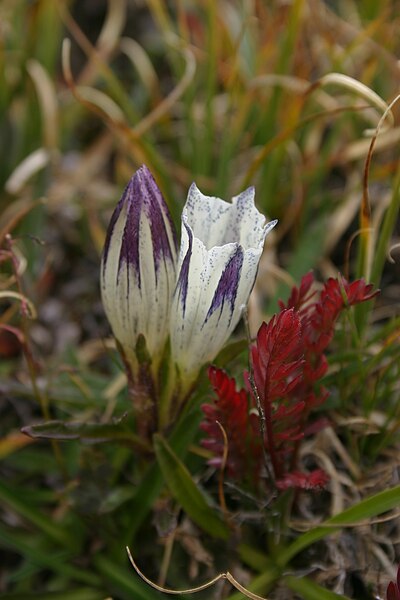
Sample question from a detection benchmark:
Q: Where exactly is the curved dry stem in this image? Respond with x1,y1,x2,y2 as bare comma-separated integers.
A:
0,323,25,345
62,38,127,126
344,227,374,281
62,38,125,126
0,199,45,244
130,35,196,137
388,242,400,264
5,150,50,196
360,93,400,278
362,94,400,219
120,37,160,101
96,0,126,56
26,60,59,151
126,547,226,594
59,0,126,85
0,291,37,320
314,73,393,128
126,547,270,599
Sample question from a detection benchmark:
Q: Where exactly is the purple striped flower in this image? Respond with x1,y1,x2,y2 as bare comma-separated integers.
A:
170,183,277,384
101,166,178,377
101,166,276,397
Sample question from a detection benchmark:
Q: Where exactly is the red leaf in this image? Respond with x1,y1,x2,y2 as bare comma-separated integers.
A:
387,581,400,600
200,367,262,482
252,309,304,405
251,309,305,479
279,271,315,312
276,469,329,491
386,564,400,600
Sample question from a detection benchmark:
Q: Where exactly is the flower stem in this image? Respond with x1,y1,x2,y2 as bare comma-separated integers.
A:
263,384,282,482
157,355,178,432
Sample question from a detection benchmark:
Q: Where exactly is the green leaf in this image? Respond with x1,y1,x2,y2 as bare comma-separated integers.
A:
0,524,99,586
21,418,148,450
125,406,202,539
213,338,248,366
284,575,351,599
153,433,229,539
278,484,400,566
0,481,77,551
93,553,167,600
226,571,280,600
238,544,271,571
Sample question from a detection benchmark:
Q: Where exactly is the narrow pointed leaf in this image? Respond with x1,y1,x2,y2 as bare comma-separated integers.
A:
125,407,202,538
93,553,164,600
0,481,77,550
278,484,400,566
0,524,99,586
284,575,351,599
153,433,229,539
21,419,147,449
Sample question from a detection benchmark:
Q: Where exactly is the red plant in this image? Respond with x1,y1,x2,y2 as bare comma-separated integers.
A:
251,309,306,483
387,564,400,600
200,367,262,483
201,273,378,492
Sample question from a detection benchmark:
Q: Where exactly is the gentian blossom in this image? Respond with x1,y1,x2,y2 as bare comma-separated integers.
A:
101,165,178,380
101,165,276,409
170,183,277,384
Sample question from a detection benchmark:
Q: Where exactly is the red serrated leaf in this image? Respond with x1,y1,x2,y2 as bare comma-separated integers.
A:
200,367,262,482
279,271,315,312
252,309,304,405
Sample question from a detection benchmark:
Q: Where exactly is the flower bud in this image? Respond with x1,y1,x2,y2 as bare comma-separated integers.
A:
101,165,178,377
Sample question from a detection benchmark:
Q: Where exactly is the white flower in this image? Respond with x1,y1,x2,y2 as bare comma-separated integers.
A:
170,183,277,383
101,166,276,397
100,165,178,377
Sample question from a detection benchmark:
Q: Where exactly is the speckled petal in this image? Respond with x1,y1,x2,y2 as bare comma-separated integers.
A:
170,185,277,382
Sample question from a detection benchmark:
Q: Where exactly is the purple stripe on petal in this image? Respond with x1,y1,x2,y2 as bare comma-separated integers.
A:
119,175,141,286
174,223,193,316
142,168,178,278
204,245,244,325
104,166,177,290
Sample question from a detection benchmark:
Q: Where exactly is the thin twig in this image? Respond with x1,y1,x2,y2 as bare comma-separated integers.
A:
243,308,274,484
126,547,270,599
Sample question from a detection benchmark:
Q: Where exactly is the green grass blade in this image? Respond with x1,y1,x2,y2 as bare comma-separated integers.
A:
124,406,202,539
0,524,99,586
284,575,351,599
22,418,148,450
92,553,165,600
0,481,78,550
153,433,229,539
278,484,400,566
226,570,280,600
371,168,400,286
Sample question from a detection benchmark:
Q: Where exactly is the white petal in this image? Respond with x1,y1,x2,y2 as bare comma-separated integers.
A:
170,183,277,382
